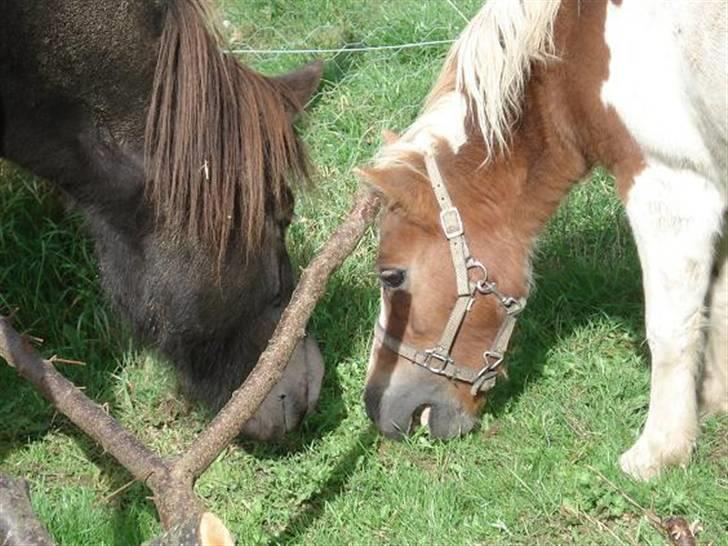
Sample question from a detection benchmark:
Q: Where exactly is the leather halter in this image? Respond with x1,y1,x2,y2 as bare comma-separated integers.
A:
374,151,526,395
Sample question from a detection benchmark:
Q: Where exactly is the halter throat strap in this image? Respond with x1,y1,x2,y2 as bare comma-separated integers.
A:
376,151,526,395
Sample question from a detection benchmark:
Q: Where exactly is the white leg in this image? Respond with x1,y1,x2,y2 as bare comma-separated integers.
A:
700,232,728,415
620,164,725,480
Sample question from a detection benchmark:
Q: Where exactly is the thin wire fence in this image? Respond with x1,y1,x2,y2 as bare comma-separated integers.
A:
228,39,456,55
218,0,478,209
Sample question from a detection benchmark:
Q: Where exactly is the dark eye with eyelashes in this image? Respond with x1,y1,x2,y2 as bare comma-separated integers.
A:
379,268,407,290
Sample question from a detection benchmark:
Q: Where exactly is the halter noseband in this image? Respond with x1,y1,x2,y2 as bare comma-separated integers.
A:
374,151,526,396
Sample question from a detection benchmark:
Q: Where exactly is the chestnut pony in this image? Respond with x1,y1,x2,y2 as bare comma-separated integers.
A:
359,0,726,480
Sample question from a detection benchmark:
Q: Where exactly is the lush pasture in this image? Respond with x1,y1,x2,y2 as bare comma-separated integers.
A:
1,0,726,544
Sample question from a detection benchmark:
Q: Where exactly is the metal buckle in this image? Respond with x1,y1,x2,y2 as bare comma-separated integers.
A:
476,279,495,295
471,365,499,395
423,349,451,374
482,350,504,371
439,207,464,239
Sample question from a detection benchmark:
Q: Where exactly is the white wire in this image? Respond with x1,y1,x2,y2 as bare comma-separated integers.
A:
229,39,455,55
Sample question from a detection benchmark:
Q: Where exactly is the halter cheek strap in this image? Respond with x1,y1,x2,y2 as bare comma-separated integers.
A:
374,150,526,396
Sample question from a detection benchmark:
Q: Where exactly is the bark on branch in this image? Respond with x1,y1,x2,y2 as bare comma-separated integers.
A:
141,512,234,546
0,320,168,484
0,475,55,546
0,190,381,542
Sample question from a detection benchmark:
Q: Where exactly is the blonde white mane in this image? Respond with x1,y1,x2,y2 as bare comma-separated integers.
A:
449,0,561,157
376,0,560,165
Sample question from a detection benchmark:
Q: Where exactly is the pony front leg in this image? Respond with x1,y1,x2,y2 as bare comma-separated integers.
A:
619,164,725,481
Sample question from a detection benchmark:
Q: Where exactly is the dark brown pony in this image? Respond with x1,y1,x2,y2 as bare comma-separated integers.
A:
146,0,309,264
0,0,324,440
360,0,726,480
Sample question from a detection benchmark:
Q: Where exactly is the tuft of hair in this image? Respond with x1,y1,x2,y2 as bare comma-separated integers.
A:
430,0,561,159
144,0,307,262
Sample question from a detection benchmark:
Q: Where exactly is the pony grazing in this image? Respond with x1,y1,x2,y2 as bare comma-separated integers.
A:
0,0,325,440
359,0,726,480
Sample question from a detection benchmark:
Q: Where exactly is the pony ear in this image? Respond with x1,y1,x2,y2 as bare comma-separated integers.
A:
355,165,437,220
272,60,324,116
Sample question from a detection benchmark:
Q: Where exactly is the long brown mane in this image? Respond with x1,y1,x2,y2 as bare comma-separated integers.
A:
144,0,307,260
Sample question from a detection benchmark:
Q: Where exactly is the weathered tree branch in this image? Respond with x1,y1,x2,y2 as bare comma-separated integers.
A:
0,320,168,484
0,314,203,528
0,190,381,541
0,475,56,546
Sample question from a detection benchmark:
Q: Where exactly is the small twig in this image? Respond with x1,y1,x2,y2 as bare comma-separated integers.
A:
48,355,86,367
561,503,632,546
585,465,698,544
586,466,660,525
101,479,138,504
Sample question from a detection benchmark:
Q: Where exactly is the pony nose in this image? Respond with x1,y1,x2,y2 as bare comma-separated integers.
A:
241,335,324,441
364,378,477,439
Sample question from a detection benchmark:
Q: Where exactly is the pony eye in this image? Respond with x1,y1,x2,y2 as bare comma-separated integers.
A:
379,268,407,290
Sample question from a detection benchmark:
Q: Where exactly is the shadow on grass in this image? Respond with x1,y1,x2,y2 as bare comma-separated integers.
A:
485,247,645,420
71,437,159,546
267,426,379,546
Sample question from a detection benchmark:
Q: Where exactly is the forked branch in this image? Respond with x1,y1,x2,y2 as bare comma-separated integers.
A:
0,190,381,541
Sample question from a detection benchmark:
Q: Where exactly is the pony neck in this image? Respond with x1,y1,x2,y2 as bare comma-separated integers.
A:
453,118,586,260
487,64,590,247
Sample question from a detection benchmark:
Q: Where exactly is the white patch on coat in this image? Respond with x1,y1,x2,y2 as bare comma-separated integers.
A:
446,0,560,158
375,0,560,167
601,0,727,191
374,91,469,167
601,0,727,480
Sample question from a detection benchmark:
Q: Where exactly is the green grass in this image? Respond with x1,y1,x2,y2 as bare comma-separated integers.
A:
1,1,726,544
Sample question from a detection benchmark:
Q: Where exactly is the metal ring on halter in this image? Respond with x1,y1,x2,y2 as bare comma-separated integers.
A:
476,280,522,316
466,258,488,287
476,279,496,295
502,296,524,315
